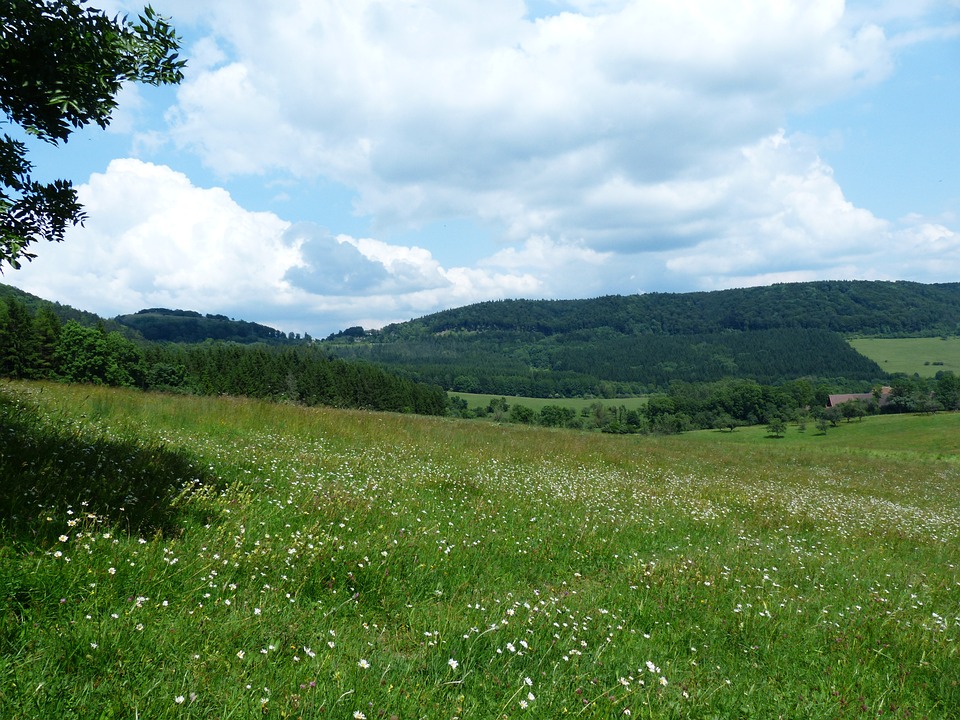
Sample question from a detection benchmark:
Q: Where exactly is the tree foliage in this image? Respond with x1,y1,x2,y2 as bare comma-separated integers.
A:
0,0,185,268
0,297,449,416
325,280,960,397
114,308,310,344
376,281,960,339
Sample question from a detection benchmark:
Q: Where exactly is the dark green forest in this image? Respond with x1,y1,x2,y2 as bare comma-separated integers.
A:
327,327,884,397
376,280,960,337
322,280,960,397
115,308,312,344
0,295,447,415
0,283,131,335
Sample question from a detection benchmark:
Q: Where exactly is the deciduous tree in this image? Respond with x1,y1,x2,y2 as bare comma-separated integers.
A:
1,1,185,268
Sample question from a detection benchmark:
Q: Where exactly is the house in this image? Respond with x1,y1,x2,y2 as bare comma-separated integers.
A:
827,386,892,408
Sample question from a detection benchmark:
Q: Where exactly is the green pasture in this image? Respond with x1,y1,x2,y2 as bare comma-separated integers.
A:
689,411,960,462
2,381,958,718
450,390,648,413
850,335,960,377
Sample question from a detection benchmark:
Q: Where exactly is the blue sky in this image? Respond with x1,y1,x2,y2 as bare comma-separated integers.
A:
6,0,960,337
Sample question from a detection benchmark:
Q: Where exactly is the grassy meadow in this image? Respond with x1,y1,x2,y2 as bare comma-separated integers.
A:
2,381,959,719
691,411,960,461
850,336,960,377
450,392,648,414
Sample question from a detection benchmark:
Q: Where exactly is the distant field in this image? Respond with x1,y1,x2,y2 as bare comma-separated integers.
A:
850,336,960,376
449,391,648,412
689,410,960,461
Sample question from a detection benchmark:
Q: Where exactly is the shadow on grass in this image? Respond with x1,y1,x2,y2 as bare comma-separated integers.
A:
0,389,220,547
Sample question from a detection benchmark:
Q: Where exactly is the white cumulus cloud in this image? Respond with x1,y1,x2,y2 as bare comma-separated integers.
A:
9,160,550,334
8,0,958,333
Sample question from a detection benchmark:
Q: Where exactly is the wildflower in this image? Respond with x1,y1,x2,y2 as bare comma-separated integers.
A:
254,607,261,615
353,712,366,720
519,700,528,709
448,658,459,670
524,677,533,687
527,692,535,702
659,676,668,686
237,650,245,660
358,658,370,669
59,535,69,542
174,695,185,704
108,567,116,575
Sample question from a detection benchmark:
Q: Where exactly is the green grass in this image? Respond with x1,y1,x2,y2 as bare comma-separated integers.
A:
2,381,959,718
450,391,648,413
850,336,960,377
690,412,960,461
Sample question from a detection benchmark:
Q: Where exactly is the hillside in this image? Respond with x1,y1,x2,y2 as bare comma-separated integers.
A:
0,287,448,416
114,308,309,344
378,280,960,337
0,283,132,336
7,279,959,398
323,280,960,395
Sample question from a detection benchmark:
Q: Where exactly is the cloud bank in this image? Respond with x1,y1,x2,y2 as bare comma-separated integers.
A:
8,1,959,335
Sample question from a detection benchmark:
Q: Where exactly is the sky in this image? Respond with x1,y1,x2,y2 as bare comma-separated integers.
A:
5,0,960,337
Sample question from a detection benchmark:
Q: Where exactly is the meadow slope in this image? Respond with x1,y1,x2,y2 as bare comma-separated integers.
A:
1,382,958,719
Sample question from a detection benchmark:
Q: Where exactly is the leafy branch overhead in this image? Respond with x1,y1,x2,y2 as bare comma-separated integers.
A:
0,1,185,269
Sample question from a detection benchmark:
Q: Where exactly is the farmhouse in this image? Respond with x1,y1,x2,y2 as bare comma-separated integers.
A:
827,386,892,408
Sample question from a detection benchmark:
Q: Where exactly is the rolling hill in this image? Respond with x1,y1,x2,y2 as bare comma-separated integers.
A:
321,280,960,396
6,279,960,398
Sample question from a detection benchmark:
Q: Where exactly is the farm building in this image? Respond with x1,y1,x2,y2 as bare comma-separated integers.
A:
827,386,892,408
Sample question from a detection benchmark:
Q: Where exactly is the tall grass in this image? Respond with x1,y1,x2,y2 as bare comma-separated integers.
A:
1,381,958,718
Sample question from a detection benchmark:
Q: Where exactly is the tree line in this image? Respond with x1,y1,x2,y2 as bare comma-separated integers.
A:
0,297,448,415
453,373,960,435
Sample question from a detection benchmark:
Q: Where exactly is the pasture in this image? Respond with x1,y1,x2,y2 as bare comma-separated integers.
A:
450,391,648,414
850,336,960,377
1,381,958,718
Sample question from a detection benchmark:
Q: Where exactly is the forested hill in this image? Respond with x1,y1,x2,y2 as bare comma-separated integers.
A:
0,290,449,416
114,308,310,344
0,283,131,336
322,281,960,397
381,280,960,338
